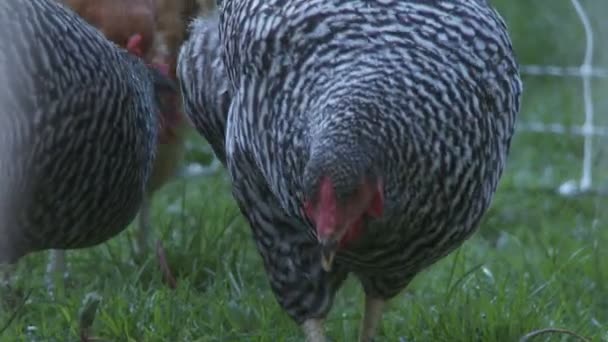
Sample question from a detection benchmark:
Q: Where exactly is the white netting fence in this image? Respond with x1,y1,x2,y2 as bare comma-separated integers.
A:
517,0,606,196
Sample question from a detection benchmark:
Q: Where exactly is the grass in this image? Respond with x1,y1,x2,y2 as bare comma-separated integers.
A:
2,0,608,341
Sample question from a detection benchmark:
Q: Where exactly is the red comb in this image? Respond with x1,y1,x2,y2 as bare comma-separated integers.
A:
126,33,144,58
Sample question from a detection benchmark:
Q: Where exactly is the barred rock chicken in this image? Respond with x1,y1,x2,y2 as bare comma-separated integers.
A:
46,0,164,281
0,0,175,287
178,0,522,340
45,0,212,286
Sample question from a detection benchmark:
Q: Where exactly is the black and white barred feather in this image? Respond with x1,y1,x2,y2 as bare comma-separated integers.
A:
180,0,522,324
0,0,171,264
178,14,231,165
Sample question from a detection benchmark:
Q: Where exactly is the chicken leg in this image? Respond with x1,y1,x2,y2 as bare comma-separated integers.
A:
1,263,15,289
134,194,152,258
358,296,385,342
45,249,67,294
1,262,17,307
302,318,327,342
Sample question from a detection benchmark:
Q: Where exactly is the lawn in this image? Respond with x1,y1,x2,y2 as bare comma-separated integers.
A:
2,0,608,341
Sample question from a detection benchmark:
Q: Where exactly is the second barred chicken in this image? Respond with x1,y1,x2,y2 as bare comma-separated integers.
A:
0,0,175,288
178,0,522,340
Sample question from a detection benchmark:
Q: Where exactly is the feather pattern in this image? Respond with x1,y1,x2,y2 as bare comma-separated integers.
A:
180,0,522,323
0,0,168,264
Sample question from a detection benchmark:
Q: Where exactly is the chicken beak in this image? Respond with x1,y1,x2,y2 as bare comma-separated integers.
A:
320,239,337,272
